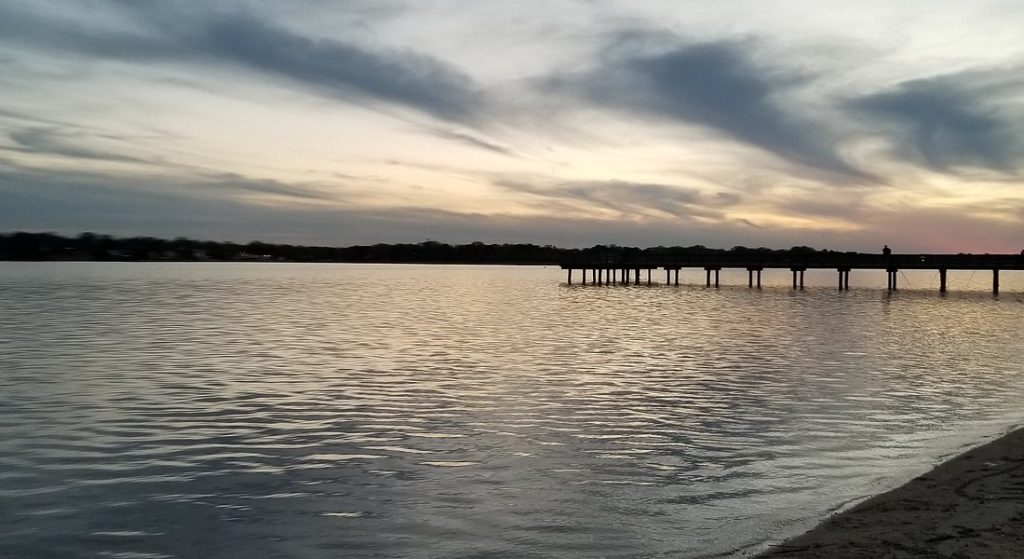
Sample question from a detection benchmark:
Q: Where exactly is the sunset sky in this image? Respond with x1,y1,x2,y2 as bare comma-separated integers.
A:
2,0,1023,251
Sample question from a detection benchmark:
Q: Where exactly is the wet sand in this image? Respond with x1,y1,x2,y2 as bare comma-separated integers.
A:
755,427,1024,558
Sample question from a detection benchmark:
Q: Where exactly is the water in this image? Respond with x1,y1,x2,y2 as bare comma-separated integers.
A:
2,262,1023,559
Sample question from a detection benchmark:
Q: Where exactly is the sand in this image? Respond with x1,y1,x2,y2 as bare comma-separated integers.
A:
754,427,1024,558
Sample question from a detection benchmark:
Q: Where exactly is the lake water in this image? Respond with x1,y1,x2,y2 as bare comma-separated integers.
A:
2,262,1023,559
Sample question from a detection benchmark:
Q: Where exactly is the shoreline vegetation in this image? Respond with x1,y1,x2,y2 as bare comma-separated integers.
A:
1,231,846,264
754,426,1024,558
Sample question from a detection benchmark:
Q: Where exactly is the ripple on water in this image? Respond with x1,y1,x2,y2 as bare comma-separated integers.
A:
1,263,1024,559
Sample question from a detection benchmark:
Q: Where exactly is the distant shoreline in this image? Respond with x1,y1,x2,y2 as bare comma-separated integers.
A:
0,231,851,265
754,426,1024,558
0,258,557,266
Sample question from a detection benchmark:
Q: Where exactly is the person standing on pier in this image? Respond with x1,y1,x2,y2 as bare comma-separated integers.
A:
882,245,891,256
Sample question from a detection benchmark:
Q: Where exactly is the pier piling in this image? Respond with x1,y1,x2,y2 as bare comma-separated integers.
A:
791,268,805,290
886,269,898,291
837,268,850,290
705,267,720,288
747,267,763,288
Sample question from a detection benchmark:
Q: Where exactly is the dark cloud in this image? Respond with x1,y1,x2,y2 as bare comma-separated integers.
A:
546,38,864,178
5,127,147,164
710,191,743,206
0,108,92,128
420,127,517,156
0,162,336,218
2,128,342,201
0,3,178,60
0,166,348,243
198,13,482,122
0,2,483,123
198,172,337,201
497,177,728,220
849,74,1024,172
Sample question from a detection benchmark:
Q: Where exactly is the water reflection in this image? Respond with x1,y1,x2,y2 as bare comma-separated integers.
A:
1,263,1023,558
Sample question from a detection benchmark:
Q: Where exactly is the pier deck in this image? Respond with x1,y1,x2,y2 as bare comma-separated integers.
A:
559,253,1024,293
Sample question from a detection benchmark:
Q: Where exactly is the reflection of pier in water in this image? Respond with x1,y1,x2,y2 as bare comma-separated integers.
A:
560,253,1024,294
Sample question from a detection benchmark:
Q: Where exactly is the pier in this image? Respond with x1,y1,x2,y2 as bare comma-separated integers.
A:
560,253,1024,294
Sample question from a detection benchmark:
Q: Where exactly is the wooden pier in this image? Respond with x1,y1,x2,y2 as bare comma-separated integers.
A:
560,253,1024,294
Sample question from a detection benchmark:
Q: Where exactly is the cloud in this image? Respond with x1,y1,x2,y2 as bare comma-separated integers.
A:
198,172,338,202
0,164,744,247
0,2,484,123
0,160,733,247
497,177,734,220
198,13,483,122
849,72,1024,172
0,161,337,214
4,161,1022,252
5,127,147,164
420,127,517,156
4,2,1023,254
545,37,864,178
2,128,344,202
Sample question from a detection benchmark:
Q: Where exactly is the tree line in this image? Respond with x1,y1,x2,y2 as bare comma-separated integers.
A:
0,231,844,264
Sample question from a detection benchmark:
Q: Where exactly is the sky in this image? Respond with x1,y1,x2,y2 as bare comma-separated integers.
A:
2,0,1023,251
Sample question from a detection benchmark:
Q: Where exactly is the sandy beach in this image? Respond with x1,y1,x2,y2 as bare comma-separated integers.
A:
755,427,1024,557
